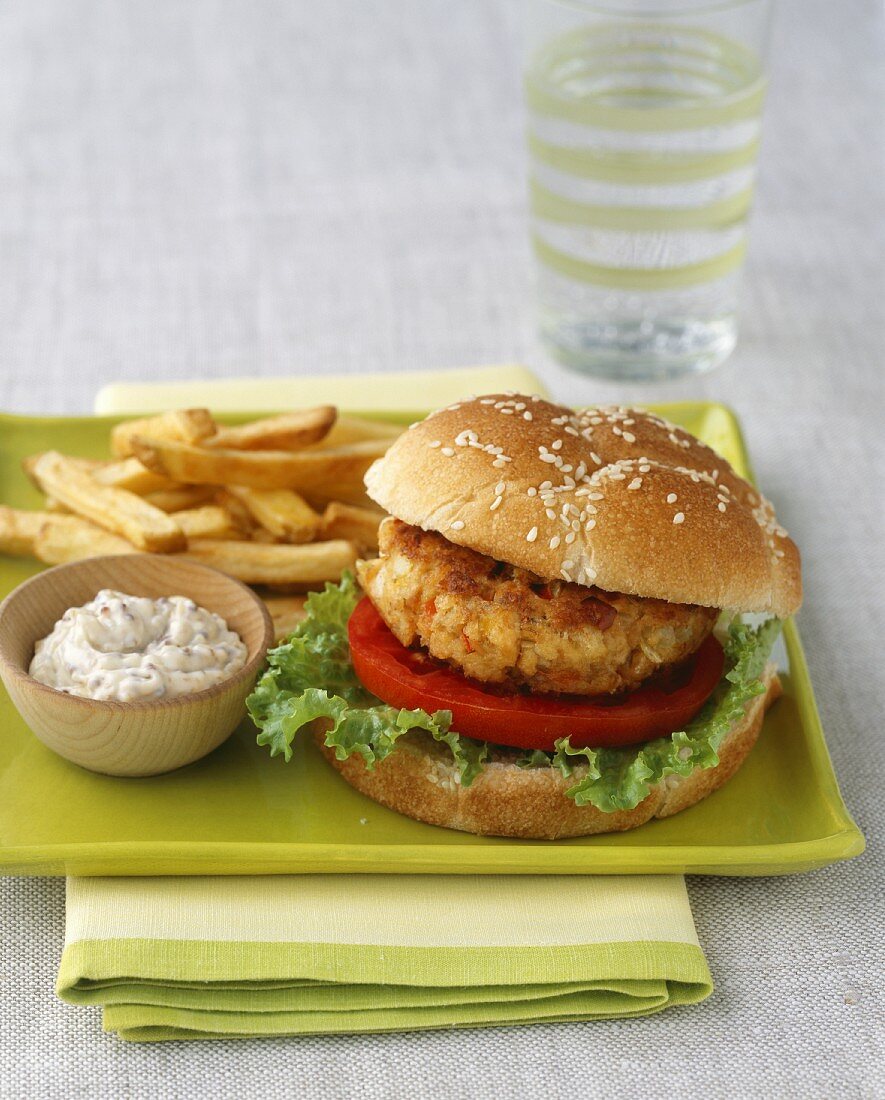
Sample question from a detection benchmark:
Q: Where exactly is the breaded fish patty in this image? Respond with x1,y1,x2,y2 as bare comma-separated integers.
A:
356,519,719,696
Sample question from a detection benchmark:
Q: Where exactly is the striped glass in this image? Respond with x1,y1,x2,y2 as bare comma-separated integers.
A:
525,0,773,380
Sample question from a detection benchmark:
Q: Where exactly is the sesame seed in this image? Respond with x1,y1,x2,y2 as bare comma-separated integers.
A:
562,559,574,570
718,502,727,512
540,454,557,464
495,481,505,495
546,509,556,520
480,398,495,405
450,520,465,530
590,452,602,465
673,512,685,525
667,493,677,504
622,432,636,443
628,478,642,490
492,457,507,468
552,440,563,450
588,491,604,501
441,447,455,457
526,527,538,543
565,531,576,544
540,480,553,491
586,519,596,530
549,535,561,550
639,464,651,473
490,495,502,511
429,440,441,448
523,411,533,421
527,487,537,497
585,567,597,580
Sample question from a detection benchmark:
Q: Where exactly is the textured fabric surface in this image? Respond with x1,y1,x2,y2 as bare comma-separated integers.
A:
57,876,710,1039
0,0,882,1096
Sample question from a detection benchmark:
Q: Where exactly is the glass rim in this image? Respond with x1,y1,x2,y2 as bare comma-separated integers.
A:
536,0,766,17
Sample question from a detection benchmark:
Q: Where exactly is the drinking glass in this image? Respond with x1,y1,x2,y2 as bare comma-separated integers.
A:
525,0,774,380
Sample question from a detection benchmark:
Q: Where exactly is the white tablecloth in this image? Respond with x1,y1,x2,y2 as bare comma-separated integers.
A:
0,1,881,1096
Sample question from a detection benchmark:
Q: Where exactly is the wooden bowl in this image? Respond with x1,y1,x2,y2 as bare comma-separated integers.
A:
0,555,274,777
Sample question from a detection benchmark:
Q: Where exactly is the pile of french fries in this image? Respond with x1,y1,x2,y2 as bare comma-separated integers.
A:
0,406,401,640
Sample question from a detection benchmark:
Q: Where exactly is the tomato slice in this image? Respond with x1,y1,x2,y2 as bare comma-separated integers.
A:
348,598,725,751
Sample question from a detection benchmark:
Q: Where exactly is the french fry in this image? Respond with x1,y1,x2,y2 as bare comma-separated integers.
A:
320,502,385,551
174,505,245,542
32,515,136,564
25,451,186,553
214,489,257,531
143,485,217,513
181,538,357,587
0,507,54,556
322,415,404,446
208,407,337,451
226,486,320,543
91,456,177,495
132,436,388,504
5,403,403,585
262,594,308,641
110,408,216,458
250,528,283,544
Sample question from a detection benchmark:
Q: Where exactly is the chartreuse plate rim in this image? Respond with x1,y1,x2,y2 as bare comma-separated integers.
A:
0,403,864,876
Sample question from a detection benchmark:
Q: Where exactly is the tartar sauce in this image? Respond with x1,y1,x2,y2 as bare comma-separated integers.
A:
29,589,248,702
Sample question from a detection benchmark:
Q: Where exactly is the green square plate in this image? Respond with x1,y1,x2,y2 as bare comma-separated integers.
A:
0,403,864,877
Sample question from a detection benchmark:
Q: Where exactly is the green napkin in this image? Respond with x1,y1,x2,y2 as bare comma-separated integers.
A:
58,874,712,1040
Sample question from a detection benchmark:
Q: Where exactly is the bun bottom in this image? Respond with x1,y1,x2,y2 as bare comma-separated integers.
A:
315,665,782,839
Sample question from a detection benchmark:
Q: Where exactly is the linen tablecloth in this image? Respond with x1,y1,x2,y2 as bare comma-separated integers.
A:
0,0,880,1095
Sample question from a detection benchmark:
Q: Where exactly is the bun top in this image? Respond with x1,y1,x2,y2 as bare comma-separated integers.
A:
365,394,802,616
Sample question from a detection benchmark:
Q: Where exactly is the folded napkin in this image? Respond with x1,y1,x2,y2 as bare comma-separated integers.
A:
58,875,712,1040
63,365,711,1041
93,363,546,415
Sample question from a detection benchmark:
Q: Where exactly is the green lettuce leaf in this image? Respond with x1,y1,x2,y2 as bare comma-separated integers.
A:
247,575,484,783
549,617,782,811
248,577,781,811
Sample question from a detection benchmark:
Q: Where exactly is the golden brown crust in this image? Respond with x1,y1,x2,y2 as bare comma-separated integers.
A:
364,396,802,617
316,665,781,839
358,519,718,696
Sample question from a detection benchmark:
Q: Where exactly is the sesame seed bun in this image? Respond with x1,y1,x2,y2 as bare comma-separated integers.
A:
317,664,781,839
365,395,802,616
